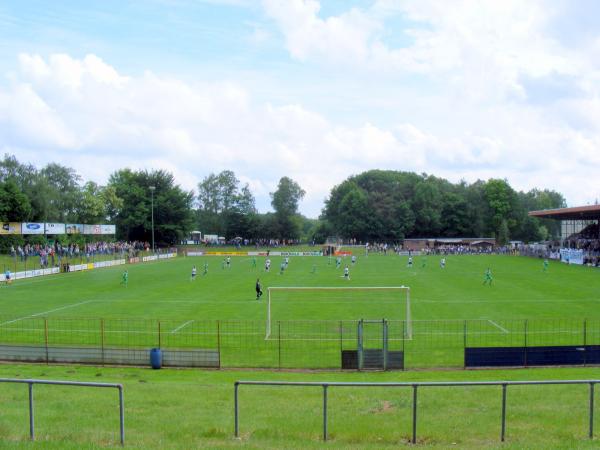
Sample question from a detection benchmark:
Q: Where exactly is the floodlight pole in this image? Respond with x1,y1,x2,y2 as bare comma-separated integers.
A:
149,186,156,254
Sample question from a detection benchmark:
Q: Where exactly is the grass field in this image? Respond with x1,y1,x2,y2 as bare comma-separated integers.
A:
0,252,599,369
2,252,599,320
0,364,598,449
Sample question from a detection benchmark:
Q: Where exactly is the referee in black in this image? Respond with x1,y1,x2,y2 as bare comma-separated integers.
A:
255,278,263,300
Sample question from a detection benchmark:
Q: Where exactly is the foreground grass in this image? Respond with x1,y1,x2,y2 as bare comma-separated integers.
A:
0,363,598,449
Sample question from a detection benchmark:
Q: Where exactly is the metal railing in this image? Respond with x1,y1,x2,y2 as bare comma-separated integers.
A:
234,379,598,444
0,378,124,445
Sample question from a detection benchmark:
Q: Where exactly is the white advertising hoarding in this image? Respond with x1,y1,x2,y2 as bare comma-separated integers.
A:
83,224,102,235
45,223,66,234
100,224,116,234
21,223,45,234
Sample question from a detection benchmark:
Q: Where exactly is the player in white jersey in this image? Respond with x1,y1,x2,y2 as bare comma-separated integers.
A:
265,258,271,272
407,256,413,268
351,255,356,265
191,265,197,281
440,257,446,268
343,265,350,280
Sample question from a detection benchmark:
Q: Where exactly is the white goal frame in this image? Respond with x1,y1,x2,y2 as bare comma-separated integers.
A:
265,286,411,339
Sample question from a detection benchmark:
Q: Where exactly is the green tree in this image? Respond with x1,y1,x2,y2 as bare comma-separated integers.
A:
270,177,305,239
39,163,82,222
483,179,518,239
109,169,193,244
76,181,124,224
0,179,32,221
197,170,257,238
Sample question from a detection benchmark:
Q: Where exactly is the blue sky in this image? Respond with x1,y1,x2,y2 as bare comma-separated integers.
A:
1,0,600,217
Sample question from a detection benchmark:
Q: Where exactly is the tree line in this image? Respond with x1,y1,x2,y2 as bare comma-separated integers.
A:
0,155,309,249
319,170,565,244
0,155,565,249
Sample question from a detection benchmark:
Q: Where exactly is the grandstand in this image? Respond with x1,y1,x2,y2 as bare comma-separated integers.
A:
529,204,600,266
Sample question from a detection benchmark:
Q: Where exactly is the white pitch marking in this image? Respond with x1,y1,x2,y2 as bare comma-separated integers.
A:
0,300,95,326
170,320,194,334
487,319,509,334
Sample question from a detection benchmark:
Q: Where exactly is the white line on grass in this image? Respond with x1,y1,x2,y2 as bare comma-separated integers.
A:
170,320,194,334
487,319,509,333
0,300,95,326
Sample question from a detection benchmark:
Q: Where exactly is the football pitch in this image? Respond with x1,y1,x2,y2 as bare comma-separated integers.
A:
1,252,599,369
2,253,600,320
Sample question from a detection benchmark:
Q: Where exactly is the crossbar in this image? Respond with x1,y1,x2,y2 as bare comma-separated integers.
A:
234,379,598,444
0,378,124,445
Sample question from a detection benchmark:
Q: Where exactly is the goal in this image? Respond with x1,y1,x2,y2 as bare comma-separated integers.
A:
265,286,411,339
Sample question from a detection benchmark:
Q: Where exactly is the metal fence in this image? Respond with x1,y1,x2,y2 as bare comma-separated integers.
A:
0,316,599,369
0,378,124,445
234,379,598,444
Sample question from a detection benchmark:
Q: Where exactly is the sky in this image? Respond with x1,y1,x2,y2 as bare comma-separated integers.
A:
1,0,600,217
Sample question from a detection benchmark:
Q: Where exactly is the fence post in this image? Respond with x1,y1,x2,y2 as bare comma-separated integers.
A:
217,321,221,369
501,384,507,441
412,384,418,444
234,382,239,438
278,321,281,370
28,382,34,440
584,319,587,366
402,320,405,371
118,386,125,445
590,382,595,439
524,319,528,367
158,320,161,348
323,384,328,441
101,318,105,366
463,320,468,369
44,318,49,364
339,320,343,357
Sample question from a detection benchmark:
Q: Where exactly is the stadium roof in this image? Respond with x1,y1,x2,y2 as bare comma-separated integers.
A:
528,205,600,220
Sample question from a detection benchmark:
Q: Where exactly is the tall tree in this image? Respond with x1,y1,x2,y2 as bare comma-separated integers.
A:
0,179,32,221
270,177,305,239
39,163,82,222
109,169,194,244
196,170,257,238
483,179,518,241
76,181,124,224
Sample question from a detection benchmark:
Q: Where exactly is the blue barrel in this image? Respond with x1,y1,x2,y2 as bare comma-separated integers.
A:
150,348,162,369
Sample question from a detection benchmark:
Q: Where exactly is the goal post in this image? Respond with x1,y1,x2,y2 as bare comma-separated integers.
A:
265,286,411,339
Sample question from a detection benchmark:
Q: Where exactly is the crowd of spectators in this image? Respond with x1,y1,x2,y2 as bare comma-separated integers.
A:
8,241,152,268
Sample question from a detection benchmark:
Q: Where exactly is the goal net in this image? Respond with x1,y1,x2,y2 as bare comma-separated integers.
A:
265,286,411,339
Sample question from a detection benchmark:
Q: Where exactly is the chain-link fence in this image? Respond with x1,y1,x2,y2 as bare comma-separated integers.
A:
0,316,598,369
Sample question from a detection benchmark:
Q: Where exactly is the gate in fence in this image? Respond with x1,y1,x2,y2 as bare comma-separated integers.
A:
341,319,404,370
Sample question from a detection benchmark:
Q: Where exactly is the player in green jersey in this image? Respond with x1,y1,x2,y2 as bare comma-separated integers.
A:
483,268,493,286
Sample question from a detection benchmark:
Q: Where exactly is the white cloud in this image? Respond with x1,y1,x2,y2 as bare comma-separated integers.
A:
263,0,588,101
1,50,600,217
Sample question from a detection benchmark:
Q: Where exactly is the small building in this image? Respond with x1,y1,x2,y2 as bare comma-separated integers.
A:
403,237,496,251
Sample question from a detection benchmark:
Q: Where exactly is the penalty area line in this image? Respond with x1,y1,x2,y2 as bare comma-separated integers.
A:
0,300,95,326
170,320,194,334
487,319,509,334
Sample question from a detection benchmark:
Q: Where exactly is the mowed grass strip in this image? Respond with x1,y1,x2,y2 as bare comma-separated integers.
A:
0,364,598,449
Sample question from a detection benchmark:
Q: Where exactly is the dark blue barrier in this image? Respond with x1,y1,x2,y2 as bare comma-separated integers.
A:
465,347,526,367
465,345,600,368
